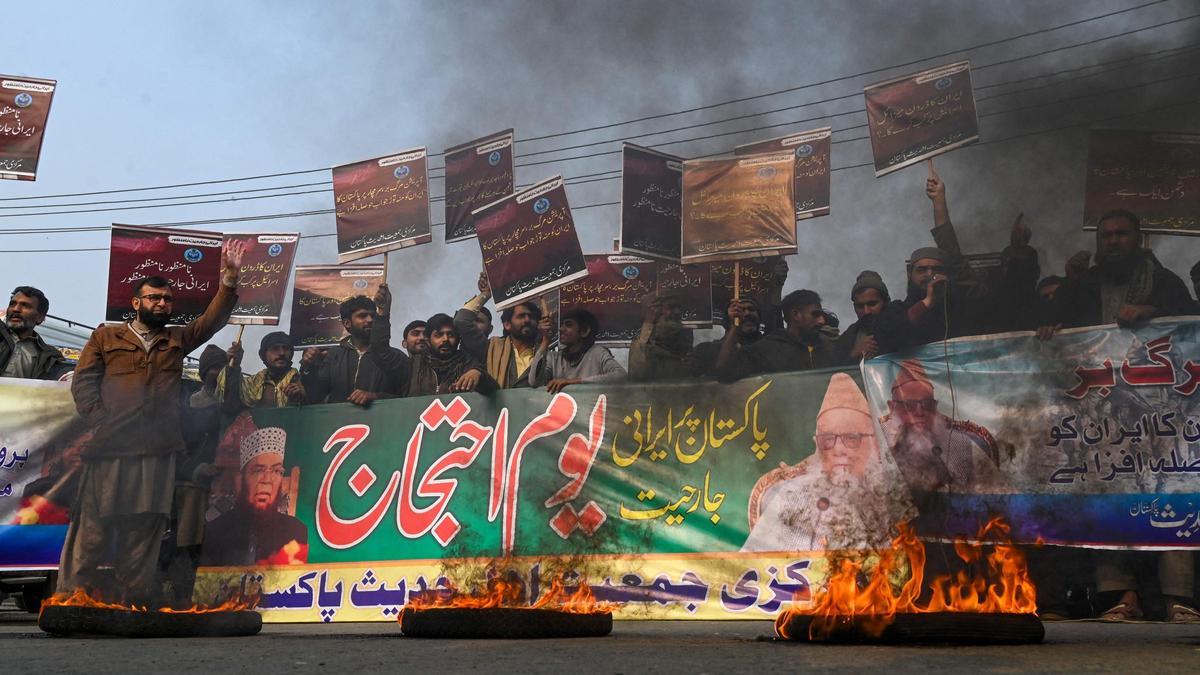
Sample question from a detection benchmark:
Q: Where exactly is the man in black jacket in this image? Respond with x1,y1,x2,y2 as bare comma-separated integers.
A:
301,289,409,405
1,286,72,380
834,271,914,365
1038,210,1197,339
716,289,833,381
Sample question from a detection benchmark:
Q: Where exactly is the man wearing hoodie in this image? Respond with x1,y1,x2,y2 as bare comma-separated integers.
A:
716,289,833,381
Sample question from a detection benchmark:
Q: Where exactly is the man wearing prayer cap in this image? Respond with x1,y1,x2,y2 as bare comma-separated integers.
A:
902,168,1039,342
200,426,307,566
880,359,1003,495
218,330,304,413
834,271,914,365
742,373,914,552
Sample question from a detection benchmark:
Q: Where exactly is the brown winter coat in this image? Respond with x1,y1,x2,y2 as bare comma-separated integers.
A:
71,285,237,458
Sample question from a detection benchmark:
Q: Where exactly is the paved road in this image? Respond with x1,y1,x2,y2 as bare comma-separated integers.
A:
3,601,1198,673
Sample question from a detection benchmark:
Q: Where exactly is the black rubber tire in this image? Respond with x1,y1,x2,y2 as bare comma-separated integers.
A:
777,611,1044,644
38,605,262,638
400,607,613,639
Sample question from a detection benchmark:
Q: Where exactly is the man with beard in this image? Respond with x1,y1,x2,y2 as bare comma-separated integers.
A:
218,331,304,412
301,287,409,405
1,286,71,380
629,289,694,381
455,271,551,389
406,314,494,397
833,271,914,365
401,319,428,356
881,359,1003,494
903,169,1039,342
530,307,625,393
61,240,244,604
715,289,833,381
690,298,763,378
1039,211,1197,339
199,427,307,567
742,373,913,551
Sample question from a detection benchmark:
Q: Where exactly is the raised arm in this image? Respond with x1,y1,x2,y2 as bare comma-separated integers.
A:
180,239,243,352
454,270,492,362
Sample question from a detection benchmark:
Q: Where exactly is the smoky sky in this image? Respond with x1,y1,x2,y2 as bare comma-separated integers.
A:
2,0,1198,354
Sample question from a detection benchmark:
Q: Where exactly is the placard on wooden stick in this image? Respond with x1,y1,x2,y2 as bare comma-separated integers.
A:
620,143,683,261
1083,129,1200,236
223,233,299,325
681,152,796,265
443,129,515,243
333,147,432,263
289,265,385,348
736,126,831,220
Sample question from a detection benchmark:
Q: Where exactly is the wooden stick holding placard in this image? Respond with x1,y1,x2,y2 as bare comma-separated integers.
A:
229,324,246,366
733,261,741,327
383,252,389,285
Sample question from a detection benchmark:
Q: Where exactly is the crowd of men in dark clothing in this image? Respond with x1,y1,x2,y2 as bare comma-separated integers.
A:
4,171,1200,618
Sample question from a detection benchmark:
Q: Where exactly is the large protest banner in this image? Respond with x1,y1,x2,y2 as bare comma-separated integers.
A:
288,265,385,347
443,129,515,243
0,75,56,181
657,262,712,328
223,233,299,325
620,143,684,261
333,147,432,263
864,61,979,177
1083,129,1200,236
0,380,87,570
559,255,658,345
473,176,588,309
105,225,223,325
736,127,832,220
681,153,796,265
862,319,1200,547
710,258,782,323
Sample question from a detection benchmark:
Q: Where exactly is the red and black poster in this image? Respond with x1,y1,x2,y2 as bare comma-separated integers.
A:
472,175,589,310
710,258,783,324
0,75,56,181
681,153,795,264
736,126,831,220
1083,129,1200,236
289,265,385,348
657,262,712,328
223,232,300,325
620,143,683,261
559,255,657,346
443,129,516,243
864,61,979,177
333,147,432,263
105,225,223,326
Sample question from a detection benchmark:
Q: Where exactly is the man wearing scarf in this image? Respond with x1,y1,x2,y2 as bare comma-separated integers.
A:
217,331,304,412
406,313,494,397
715,289,833,381
1039,210,1197,339
530,307,625,393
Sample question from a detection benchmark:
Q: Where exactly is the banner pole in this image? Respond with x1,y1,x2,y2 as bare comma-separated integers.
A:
733,261,741,327
229,324,245,366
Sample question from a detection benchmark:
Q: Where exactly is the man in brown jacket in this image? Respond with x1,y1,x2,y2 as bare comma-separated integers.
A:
58,240,244,605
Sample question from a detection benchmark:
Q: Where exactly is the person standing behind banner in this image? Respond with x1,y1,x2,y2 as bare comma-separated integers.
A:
529,307,625,393
833,271,913,365
217,331,304,413
628,289,693,382
401,319,428,356
454,271,551,389
690,298,763,378
60,240,244,606
300,289,409,406
1,285,72,380
714,289,833,381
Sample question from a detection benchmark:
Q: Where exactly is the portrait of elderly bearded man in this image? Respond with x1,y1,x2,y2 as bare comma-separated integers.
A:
200,427,307,566
881,359,1005,496
741,373,913,552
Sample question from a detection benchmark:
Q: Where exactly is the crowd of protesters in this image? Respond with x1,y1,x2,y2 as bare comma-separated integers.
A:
4,170,1199,619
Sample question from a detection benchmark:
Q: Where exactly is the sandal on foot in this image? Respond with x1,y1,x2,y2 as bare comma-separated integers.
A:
1168,603,1200,624
1100,602,1142,622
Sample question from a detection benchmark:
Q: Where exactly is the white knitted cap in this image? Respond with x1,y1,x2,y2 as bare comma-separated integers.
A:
240,426,287,469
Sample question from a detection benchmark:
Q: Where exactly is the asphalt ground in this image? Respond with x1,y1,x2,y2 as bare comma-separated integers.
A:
3,599,1198,673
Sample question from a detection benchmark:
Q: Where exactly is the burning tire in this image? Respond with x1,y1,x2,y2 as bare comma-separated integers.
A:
776,611,1044,644
39,605,262,638
400,607,613,639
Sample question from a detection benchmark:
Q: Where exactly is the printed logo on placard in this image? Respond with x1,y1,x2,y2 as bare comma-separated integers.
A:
622,266,640,280
488,150,502,167
183,248,203,263
757,166,776,179
267,243,284,257
393,165,411,179
934,76,953,90
13,93,32,108
533,197,550,214
795,144,814,158
353,279,369,290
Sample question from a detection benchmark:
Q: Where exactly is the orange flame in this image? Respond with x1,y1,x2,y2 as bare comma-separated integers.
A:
402,572,614,616
41,588,258,615
776,517,1037,640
